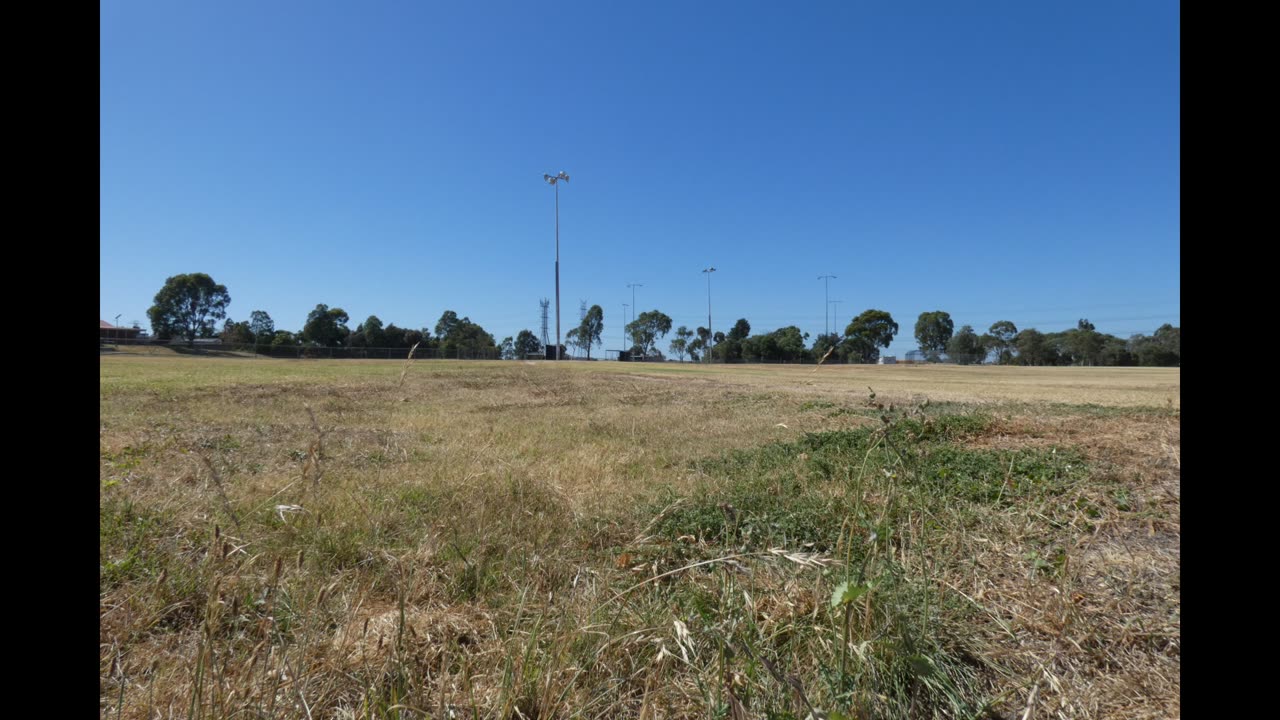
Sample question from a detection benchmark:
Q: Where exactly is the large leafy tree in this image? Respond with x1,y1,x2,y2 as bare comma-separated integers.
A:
514,330,542,358
1066,318,1104,366
843,309,898,364
711,318,752,363
147,273,231,345
914,311,954,362
946,325,985,365
1014,328,1053,366
249,311,274,340
302,304,351,346
220,319,254,348
670,326,694,361
249,311,274,353
984,320,1018,364
435,310,460,339
567,304,605,359
354,315,386,348
626,310,673,356
772,326,809,362
741,327,809,362
435,310,498,358
811,333,842,363
1130,324,1180,366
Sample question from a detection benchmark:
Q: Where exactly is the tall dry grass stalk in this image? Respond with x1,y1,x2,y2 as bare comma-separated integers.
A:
398,341,421,387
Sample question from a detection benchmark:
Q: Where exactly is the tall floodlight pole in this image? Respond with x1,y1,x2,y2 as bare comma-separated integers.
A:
544,171,570,359
818,275,836,336
829,300,843,336
702,267,716,361
627,283,643,350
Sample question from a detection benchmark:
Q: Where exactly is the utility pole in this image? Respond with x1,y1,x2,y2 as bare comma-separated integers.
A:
702,267,716,362
627,283,642,353
544,171,570,359
818,275,836,337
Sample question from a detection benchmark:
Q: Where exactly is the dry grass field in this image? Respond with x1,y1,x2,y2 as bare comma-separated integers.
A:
100,357,1179,719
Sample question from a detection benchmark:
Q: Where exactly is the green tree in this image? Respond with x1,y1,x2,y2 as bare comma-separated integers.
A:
249,311,274,353
499,336,515,360
435,310,460,339
147,273,231,345
220,319,254,349
435,310,498,358
568,304,605,359
844,309,898,364
514,329,542,358
1131,324,1180,366
946,325,985,364
670,326,694,361
772,326,809,362
914,311,954,362
1014,328,1053,366
302,304,351,346
811,333,842,363
985,320,1018,364
625,310,673,356
359,315,386,348
687,337,705,362
1067,318,1104,366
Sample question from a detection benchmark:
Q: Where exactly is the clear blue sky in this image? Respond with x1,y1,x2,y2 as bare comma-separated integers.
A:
101,1,1179,357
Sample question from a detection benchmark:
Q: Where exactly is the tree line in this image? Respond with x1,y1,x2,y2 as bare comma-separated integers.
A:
144,273,1179,366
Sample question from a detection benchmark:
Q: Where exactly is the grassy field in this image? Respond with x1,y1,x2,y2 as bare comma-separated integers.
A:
100,357,1180,719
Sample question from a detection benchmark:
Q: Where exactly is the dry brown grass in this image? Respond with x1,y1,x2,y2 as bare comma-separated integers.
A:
100,357,1179,718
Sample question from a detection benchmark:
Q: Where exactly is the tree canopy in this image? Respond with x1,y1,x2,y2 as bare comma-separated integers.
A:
301,305,351,346
567,305,605,359
626,310,673,356
914,311,954,362
843,309,898,364
147,273,231,344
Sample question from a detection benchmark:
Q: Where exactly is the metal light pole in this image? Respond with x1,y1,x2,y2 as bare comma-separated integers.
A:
544,171,570,360
818,275,836,337
627,283,642,352
622,302,629,356
702,267,716,361
829,300,843,335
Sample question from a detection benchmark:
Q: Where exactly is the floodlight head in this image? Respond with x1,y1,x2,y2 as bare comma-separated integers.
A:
559,171,570,182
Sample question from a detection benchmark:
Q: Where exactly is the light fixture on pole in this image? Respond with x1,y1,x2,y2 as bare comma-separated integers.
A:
544,171,570,360
818,275,836,337
702,267,716,361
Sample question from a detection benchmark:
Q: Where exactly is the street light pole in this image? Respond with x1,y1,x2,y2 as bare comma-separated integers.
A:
544,171,570,360
627,283,642,353
818,275,836,337
702,267,716,362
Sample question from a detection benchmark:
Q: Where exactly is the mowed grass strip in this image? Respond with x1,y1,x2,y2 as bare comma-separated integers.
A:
100,357,1179,719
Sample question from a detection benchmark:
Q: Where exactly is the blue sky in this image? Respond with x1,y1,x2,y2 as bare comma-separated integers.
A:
101,1,1179,357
